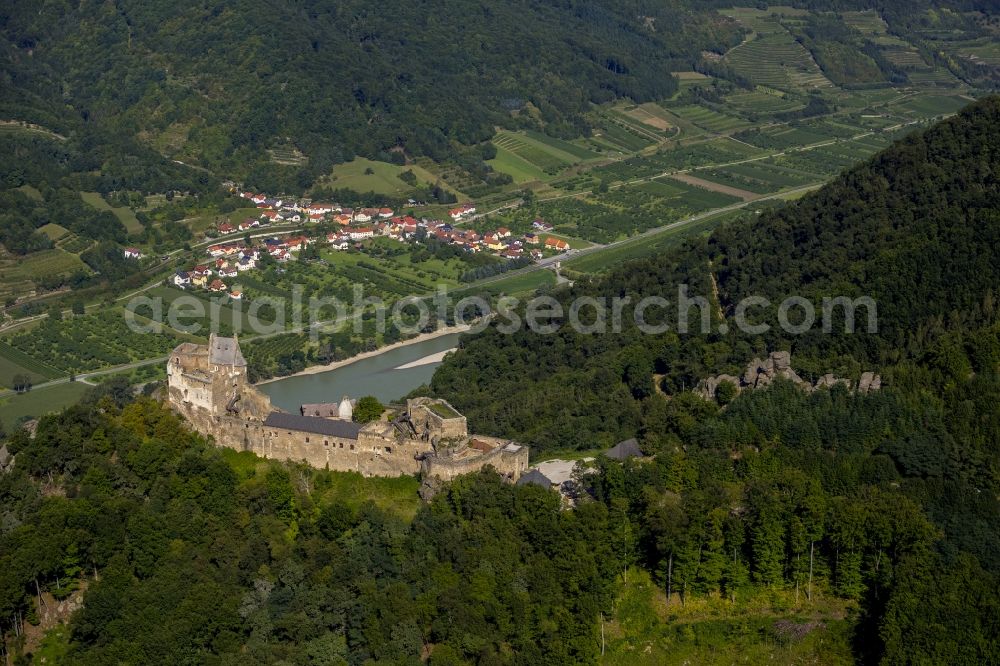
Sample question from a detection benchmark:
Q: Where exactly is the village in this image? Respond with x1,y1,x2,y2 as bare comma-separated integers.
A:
145,191,572,299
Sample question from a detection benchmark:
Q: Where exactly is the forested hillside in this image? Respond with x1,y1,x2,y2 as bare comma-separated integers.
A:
420,96,1000,663
0,0,740,185
432,96,1000,453
1,396,619,663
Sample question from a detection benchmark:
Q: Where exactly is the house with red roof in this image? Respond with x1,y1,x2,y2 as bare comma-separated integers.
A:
544,237,569,251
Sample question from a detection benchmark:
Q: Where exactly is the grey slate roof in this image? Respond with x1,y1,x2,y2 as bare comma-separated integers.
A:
605,438,643,461
516,469,553,488
264,412,362,439
301,403,340,417
209,335,247,367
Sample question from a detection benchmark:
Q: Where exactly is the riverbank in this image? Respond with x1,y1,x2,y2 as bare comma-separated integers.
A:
254,323,473,385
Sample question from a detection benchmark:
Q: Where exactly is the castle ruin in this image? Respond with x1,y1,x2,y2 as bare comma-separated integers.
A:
166,335,529,480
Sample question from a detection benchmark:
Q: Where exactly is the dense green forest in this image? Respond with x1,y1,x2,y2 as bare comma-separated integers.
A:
422,98,1000,660
0,0,741,188
0,396,620,664
4,0,992,191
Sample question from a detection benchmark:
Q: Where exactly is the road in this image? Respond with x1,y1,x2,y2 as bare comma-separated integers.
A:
0,106,951,394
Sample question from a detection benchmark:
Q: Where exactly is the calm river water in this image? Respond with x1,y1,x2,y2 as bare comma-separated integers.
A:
258,333,463,411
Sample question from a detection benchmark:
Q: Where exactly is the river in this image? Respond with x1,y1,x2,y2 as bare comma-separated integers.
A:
257,332,463,410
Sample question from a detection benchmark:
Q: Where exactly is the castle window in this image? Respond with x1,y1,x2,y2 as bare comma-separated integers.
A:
339,442,343,448
305,437,310,443
324,440,329,447
350,444,354,450
385,447,392,454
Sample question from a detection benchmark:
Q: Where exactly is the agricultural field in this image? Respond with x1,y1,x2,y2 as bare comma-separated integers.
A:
267,144,308,166
80,191,143,234
591,138,765,185
840,10,889,36
955,38,1000,67
890,93,973,118
663,104,750,133
0,341,61,388
693,157,819,194
0,381,89,430
0,248,89,301
566,210,744,274
587,116,659,154
462,267,557,296
488,144,550,183
2,308,194,375
723,89,807,117
493,130,599,176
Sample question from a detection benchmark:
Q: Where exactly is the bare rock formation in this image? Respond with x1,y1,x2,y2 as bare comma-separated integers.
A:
696,351,881,401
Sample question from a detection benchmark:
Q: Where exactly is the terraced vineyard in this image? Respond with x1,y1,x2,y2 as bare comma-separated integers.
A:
724,33,833,92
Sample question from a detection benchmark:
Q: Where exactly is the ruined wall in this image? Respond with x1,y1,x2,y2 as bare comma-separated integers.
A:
407,398,467,440
422,439,529,482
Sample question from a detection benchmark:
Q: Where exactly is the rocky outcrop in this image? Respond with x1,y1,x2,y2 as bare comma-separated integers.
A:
696,351,881,401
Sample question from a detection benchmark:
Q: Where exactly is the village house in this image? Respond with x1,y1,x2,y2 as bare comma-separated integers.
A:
524,232,540,244
495,227,511,238
209,279,228,292
448,204,476,220
378,207,394,219
544,237,569,251
218,222,235,234
349,227,374,241
532,219,553,231
173,270,191,287
123,247,143,260
230,290,243,300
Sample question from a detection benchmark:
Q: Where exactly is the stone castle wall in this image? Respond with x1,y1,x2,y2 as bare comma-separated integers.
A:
166,337,527,481
421,437,529,482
